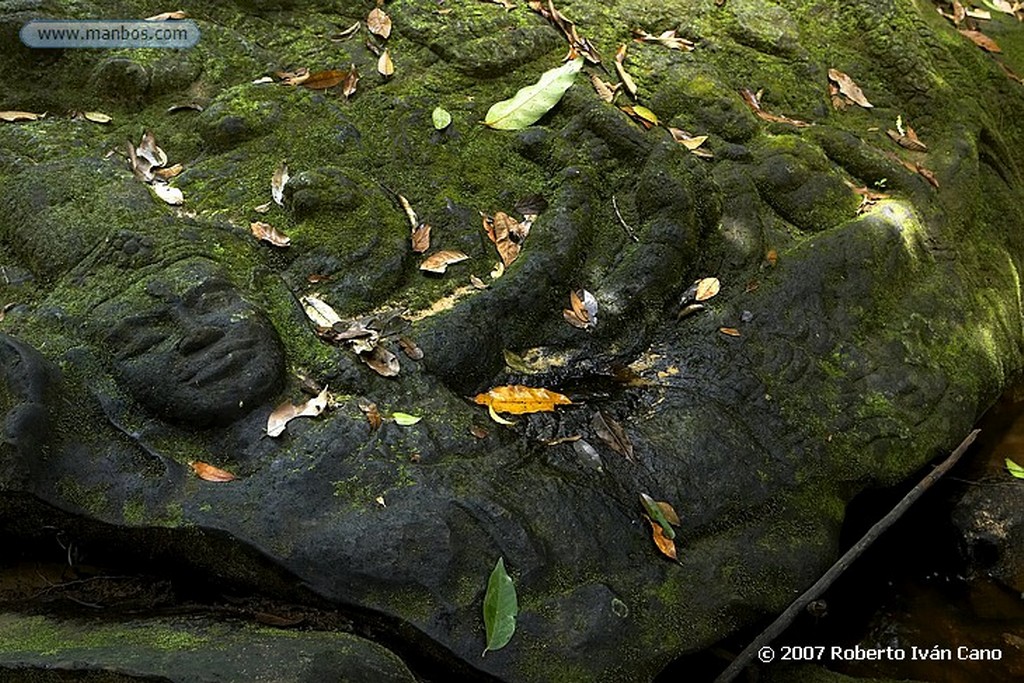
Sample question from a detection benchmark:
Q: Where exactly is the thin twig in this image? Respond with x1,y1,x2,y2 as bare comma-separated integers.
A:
612,195,639,242
714,428,980,683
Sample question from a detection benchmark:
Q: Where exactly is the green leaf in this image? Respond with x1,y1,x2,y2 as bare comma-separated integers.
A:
640,493,676,540
392,412,422,426
482,557,518,655
484,59,582,131
432,106,452,130
1006,458,1024,479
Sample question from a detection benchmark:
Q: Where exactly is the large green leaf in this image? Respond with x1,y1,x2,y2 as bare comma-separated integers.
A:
482,556,518,655
484,59,582,131
1006,458,1024,479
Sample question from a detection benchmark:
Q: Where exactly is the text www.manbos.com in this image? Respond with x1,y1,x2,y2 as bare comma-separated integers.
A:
20,20,200,48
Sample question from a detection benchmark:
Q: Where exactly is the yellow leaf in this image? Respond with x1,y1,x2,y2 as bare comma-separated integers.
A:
377,49,394,77
190,460,238,482
474,385,572,414
719,327,741,337
0,111,44,122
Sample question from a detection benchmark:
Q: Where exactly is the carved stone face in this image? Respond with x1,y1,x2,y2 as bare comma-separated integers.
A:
99,259,284,427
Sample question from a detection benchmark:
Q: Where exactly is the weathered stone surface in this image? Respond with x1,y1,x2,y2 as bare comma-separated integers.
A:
0,613,417,683
1,0,1023,681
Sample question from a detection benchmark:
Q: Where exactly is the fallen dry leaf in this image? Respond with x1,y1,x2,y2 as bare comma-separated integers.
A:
190,460,237,482
378,49,394,77
719,327,741,337
488,404,517,425
485,211,529,267
632,28,694,51
166,102,204,113
277,68,310,86
886,125,927,152
398,336,424,360
739,88,811,127
589,73,619,102
959,29,1002,52
470,424,490,438
620,104,658,129
528,0,602,64
267,386,329,437
137,130,168,167
765,248,778,267
342,64,360,97
301,69,348,90
82,111,112,123
250,221,291,247
301,295,343,328
474,385,573,414
331,21,361,41
592,411,633,460
411,223,431,253
0,111,44,122
151,183,183,205
420,250,470,274
272,161,289,205
646,516,678,561
367,6,392,39
827,69,873,108
563,289,598,330
358,400,382,431
360,344,400,377
153,163,183,180
145,10,188,20
482,0,516,9
614,44,638,97
680,277,720,305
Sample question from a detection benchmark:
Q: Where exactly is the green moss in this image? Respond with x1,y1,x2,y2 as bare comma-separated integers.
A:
122,498,146,525
56,478,109,516
0,615,207,655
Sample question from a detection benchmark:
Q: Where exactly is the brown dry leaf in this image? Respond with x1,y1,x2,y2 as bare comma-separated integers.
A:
589,73,619,102
845,180,890,213
886,126,928,152
399,336,424,360
614,44,638,97
719,327,741,337
739,88,811,127
267,387,329,437
470,274,488,289
999,62,1024,85
632,28,694,51
166,102,203,114
471,425,490,438
0,302,15,322
331,21,362,41
411,223,431,253
916,165,940,188
0,111,44,122
367,7,392,38
153,163,183,180
951,0,967,25
137,130,168,167
145,10,188,20
254,201,272,214
482,0,516,9
766,248,778,267
657,501,681,526
646,516,678,561
420,250,470,274
301,69,348,90
563,289,598,330
527,0,601,64
474,385,573,414
827,69,873,108
360,345,400,377
378,49,394,77
591,410,634,460
668,128,707,150
489,212,524,267
190,460,238,482
959,29,1002,52
342,64,360,97
543,434,582,446
359,400,383,431
250,221,291,247
151,183,183,205
277,68,310,86
272,161,289,206
253,611,304,628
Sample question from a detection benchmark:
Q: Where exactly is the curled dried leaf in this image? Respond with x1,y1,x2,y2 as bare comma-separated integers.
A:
359,400,383,431
959,29,1002,52
267,387,329,437
301,295,343,328
614,44,638,97
377,49,394,77
420,250,470,274
83,111,112,123
342,65,360,97
145,10,188,20
719,327,741,337
151,183,183,205
360,344,401,377
827,69,873,108
272,161,289,205
739,88,811,127
250,221,291,247
190,460,238,482
301,69,348,90
646,516,678,561
632,28,694,51
0,111,44,122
